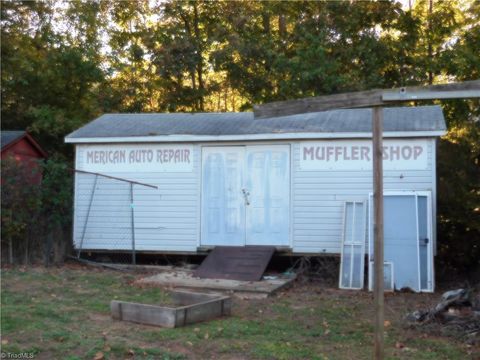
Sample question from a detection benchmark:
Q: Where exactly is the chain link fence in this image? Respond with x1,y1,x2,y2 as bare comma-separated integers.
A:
74,170,158,265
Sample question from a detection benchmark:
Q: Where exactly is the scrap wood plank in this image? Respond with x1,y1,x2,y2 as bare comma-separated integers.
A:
193,246,276,281
253,80,480,118
111,301,176,328
136,270,297,298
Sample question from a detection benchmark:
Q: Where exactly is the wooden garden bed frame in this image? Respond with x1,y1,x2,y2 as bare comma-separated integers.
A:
111,290,231,328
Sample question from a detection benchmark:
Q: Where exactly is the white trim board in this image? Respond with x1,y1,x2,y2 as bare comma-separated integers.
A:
65,131,446,144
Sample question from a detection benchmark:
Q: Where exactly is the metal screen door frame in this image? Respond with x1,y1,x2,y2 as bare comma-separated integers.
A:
339,201,367,290
368,191,434,292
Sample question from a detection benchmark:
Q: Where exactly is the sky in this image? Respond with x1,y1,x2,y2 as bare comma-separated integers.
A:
397,0,415,10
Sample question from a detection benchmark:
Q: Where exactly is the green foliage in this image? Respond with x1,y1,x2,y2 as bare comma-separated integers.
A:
40,156,73,229
1,157,72,264
1,157,42,243
437,108,480,274
1,0,107,149
1,0,479,272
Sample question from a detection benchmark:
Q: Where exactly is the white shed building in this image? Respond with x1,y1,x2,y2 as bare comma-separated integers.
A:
66,105,446,292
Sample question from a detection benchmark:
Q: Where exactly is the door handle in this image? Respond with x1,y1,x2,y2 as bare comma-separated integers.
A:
242,188,250,206
419,238,429,245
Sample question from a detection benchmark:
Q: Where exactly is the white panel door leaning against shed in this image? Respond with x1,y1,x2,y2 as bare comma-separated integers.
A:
66,106,446,292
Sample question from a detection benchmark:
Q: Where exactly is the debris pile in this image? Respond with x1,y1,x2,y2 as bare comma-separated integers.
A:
407,289,480,344
288,256,339,285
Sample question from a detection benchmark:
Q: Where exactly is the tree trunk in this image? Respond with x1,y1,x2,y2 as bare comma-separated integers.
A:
180,9,198,111
427,0,433,85
24,231,29,265
193,3,204,111
53,225,66,265
279,15,286,39
45,230,53,267
224,88,228,112
9,238,13,264
262,13,270,34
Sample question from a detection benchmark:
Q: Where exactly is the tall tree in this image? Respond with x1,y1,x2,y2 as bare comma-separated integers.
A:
432,0,480,275
1,0,107,156
411,0,465,84
148,0,223,111
106,0,156,112
211,1,411,109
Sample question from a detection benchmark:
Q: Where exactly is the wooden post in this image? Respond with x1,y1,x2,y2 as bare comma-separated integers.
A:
373,106,384,359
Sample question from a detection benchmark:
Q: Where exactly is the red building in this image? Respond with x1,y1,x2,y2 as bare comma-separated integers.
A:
1,131,47,183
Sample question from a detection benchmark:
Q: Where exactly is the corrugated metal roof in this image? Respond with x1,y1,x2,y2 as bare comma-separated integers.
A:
1,131,26,150
65,105,446,140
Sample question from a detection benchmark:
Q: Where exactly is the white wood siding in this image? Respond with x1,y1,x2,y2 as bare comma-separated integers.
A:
291,139,436,254
73,138,437,254
73,144,200,252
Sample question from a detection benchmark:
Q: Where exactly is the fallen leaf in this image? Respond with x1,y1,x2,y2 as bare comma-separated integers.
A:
324,329,331,335
395,342,405,349
186,341,193,347
103,345,111,352
93,351,104,360
1,339,9,345
204,333,209,340
384,320,391,327
193,327,200,332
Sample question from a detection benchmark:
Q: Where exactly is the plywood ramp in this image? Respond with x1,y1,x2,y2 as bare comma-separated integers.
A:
193,246,276,281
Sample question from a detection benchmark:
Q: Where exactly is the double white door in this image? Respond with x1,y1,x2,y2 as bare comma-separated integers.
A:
201,145,290,246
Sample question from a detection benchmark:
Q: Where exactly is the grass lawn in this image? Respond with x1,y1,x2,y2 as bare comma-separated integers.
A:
1,265,477,359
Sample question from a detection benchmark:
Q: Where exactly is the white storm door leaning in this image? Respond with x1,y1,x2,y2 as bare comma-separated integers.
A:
245,145,290,246
368,192,434,292
201,147,245,246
